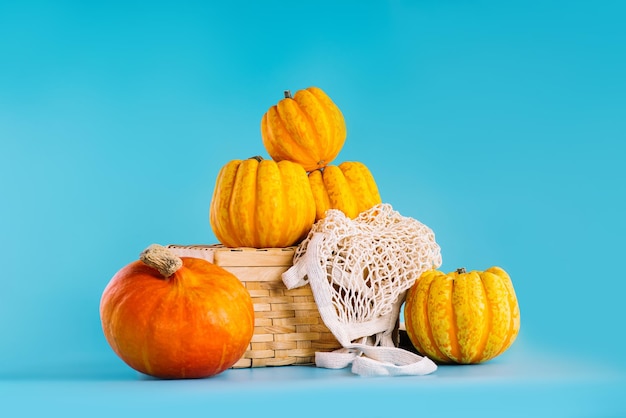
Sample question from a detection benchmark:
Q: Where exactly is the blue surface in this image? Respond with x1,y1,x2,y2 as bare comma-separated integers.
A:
1,1,625,416
2,344,625,417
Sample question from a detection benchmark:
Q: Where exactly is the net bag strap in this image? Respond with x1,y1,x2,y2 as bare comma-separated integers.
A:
316,345,437,377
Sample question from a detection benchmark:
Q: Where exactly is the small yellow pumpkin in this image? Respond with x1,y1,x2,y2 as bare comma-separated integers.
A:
404,267,520,364
261,87,347,172
308,161,382,221
209,156,315,248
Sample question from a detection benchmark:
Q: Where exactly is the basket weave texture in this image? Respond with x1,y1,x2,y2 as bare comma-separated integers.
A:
166,244,341,368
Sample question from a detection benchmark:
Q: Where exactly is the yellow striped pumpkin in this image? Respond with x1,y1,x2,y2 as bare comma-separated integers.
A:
261,87,346,172
209,156,316,248
404,267,520,364
308,161,382,221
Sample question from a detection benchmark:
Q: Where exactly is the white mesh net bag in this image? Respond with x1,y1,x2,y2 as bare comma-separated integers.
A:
282,203,442,377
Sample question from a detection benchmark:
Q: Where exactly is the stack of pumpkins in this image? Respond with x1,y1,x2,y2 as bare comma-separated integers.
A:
209,86,382,249
100,86,521,380
209,86,521,366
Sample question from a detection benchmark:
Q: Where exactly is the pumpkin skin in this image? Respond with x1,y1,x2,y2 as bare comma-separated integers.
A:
210,156,316,248
308,161,382,221
100,245,254,379
404,267,520,364
261,87,347,172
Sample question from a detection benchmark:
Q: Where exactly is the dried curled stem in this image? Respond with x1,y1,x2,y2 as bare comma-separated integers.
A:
140,244,183,278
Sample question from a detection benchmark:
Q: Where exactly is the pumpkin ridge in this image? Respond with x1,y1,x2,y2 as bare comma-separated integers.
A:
250,159,263,247
249,161,261,247
291,162,311,243
480,271,512,361
253,160,269,247
276,97,320,162
261,111,290,162
308,169,330,222
305,88,334,142
263,106,308,164
471,272,493,363
301,89,335,166
306,86,345,157
424,273,450,363
404,287,425,355
341,162,381,210
294,89,329,167
223,163,242,247
277,161,297,245
323,166,358,219
273,110,306,162
291,163,316,242
255,160,282,247
488,267,520,357
448,275,462,362
494,275,519,357
210,160,239,247
499,315,519,355
339,162,372,214
452,271,471,363
229,159,258,247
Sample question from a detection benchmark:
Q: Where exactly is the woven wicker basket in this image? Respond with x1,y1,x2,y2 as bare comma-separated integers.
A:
166,244,341,368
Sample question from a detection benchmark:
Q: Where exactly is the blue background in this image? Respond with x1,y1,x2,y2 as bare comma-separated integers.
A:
1,1,625,416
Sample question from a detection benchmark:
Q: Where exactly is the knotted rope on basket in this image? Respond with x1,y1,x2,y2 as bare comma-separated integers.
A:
282,203,442,377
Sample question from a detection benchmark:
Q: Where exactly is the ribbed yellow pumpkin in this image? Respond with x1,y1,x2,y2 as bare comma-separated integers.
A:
308,161,382,221
261,87,347,172
404,267,520,364
209,156,316,248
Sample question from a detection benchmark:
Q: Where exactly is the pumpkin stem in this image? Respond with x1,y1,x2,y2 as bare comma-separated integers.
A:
140,244,183,278
456,268,467,274
249,155,264,162
284,90,292,99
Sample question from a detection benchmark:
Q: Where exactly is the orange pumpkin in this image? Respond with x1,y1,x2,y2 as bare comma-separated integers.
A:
261,87,347,172
100,244,254,379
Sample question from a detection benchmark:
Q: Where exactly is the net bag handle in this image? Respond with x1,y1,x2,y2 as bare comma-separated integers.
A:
316,344,437,377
